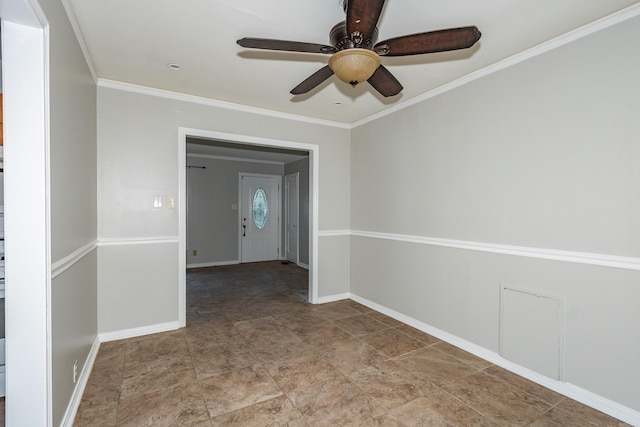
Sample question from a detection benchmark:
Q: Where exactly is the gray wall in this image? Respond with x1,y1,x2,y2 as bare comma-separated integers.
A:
285,157,310,266
46,0,99,422
350,15,640,412
186,153,284,266
97,85,351,332
37,0,99,424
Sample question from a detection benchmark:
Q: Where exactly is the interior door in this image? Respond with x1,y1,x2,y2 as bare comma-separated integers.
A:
285,172,299,263
240,174,281,263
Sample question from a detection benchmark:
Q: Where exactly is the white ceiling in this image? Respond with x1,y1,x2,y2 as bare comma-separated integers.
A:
67,0,640,125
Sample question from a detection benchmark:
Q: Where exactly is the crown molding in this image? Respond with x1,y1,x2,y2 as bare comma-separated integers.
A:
97,79,351,129
61,0,97,82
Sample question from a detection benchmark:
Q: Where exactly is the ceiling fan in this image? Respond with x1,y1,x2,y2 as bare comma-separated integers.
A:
237,0,481,97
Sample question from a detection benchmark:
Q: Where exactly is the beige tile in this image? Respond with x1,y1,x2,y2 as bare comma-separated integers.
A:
310,300,370,321
210,396,307,427
184,322,247,350
320,337,388,375
348,360,437,410
93,341,126,370
200,365,283,418
120,354,197,399
116,381,210,427
390,392,498,427
483,365,565,406
265,350,343,394
366,311,403,327
394,324,442,346
234,316,310,362
124,330,189,364
394,346,479,387
443,371,551,426
352,413,405,427
122,350,192,379
190,344,256,379
432,341,492,370
73,401,118,427
544,399,632,426
288,377,383,426
291,322,353,347
361,328,426,358
333,314,389,337
340,300,375,314
81,366,123,407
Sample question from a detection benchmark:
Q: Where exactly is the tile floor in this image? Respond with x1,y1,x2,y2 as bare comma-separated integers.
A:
72,261,629,426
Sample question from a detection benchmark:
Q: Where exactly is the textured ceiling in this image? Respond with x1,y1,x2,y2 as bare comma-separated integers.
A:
67,0,640,124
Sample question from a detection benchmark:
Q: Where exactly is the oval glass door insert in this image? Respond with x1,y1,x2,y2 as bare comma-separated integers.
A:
252,188,268,229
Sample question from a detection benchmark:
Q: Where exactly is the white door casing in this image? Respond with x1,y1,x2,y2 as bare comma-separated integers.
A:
285,173,299,264
240,173,281,263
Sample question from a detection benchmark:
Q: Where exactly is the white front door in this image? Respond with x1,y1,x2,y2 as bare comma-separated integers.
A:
285,173,299,264
240,174,281,263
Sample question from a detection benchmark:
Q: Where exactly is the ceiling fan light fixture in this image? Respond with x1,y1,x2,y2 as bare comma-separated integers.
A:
328,48,380,86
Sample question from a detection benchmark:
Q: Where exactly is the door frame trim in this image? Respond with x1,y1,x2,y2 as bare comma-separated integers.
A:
284,172,300,265
178,128,320,326
238,172,282,263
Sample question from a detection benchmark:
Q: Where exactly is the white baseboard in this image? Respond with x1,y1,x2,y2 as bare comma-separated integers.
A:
297,262,309,270
60,337,101,427
186,260,239,269
98,321,180,342
313,293,350,304
349,293,640,427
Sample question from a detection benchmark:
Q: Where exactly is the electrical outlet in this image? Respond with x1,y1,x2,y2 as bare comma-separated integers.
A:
192,250,197,256
73,360,78,384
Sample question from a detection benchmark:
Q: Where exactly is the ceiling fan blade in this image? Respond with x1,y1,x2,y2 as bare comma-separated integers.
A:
290,66,335,95
367,65,402,97
346,0,385,45
237,38,336,54
374,26,481,56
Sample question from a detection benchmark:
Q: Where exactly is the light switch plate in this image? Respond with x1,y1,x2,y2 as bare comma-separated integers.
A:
165,196,175,209
153,195,163,208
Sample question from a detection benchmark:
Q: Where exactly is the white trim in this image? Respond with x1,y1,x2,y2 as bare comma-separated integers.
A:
187,152,285,166
318,230,351,237
51,241,97,279
2,12,53,426
98,321,180,343
59,338,100,427
349,293,640,426
187,260,239,269
297,262,309,270
351,230,640,272
284,172,300,265
98,79,350,129
60,0,97,81
352,3,640,129
97,236,179,246
179,131,187,327
314,293,350,305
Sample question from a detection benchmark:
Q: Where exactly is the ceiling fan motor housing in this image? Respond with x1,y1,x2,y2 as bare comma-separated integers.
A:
330,21,378,50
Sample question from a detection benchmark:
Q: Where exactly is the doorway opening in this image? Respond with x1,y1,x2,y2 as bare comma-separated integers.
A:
178,128,320,327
